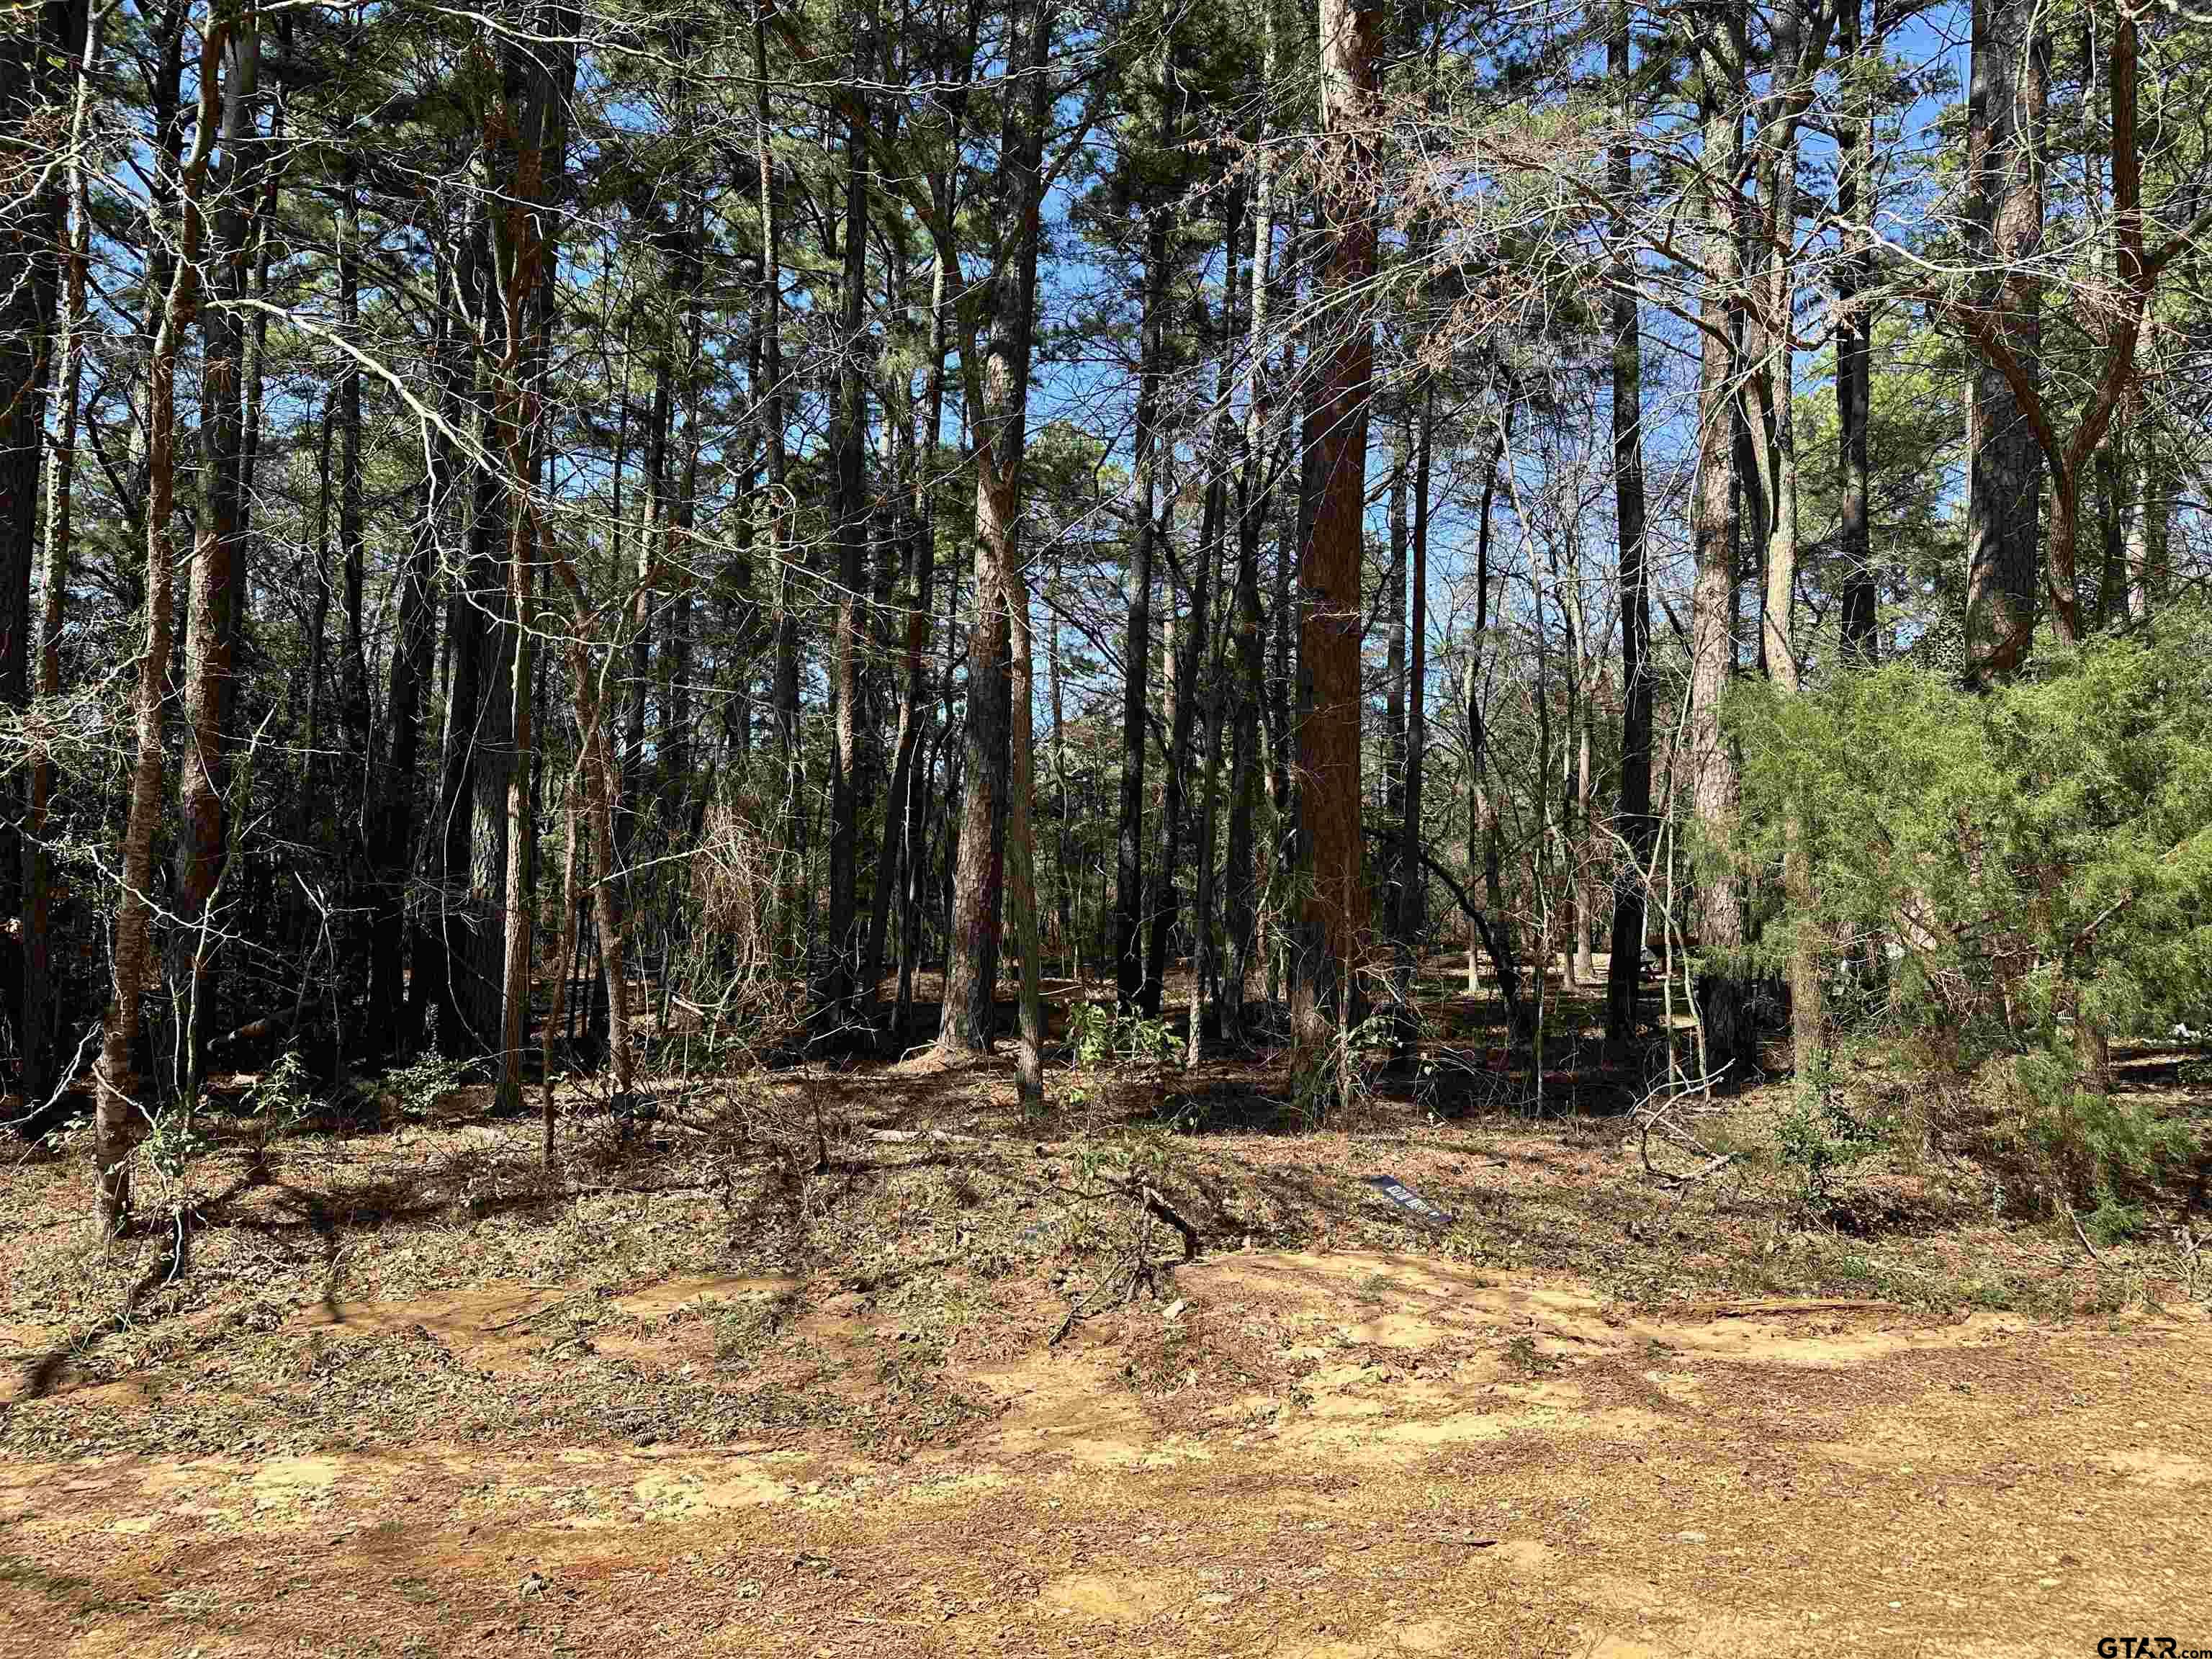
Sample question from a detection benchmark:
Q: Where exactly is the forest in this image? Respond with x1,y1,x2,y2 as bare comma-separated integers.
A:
2,0,2211,1648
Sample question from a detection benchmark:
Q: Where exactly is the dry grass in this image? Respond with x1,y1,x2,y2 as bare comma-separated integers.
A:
3,963,2205,1467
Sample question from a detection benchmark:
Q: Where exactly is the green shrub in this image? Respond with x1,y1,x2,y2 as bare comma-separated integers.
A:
1730,604,2212,1207
1776,1049,1882,1201
1067,1002,1179,1069
2005,1051,2197,1230
376,1051,475,1117
244,1049,317,1136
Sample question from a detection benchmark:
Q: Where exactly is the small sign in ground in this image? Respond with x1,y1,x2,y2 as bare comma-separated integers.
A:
1364,1175,1454,1227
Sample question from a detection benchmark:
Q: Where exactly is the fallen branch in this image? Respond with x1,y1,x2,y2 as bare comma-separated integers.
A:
1672,1298,1898,1319
2063,1202,2106,1265
863,1128,985,1148
562,1179,731,1198
1138,1182,1200,1262
481,1300,585,1336
1653,1151,1734,1190
1047,1176,1200,1345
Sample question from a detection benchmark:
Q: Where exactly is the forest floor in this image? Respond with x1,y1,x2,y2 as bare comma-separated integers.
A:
3,963,2209,1657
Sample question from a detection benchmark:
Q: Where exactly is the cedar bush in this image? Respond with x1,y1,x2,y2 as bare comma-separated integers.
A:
1727,605,2212,1220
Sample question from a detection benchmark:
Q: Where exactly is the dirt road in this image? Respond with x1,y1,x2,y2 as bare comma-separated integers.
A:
4,1251,2207,1658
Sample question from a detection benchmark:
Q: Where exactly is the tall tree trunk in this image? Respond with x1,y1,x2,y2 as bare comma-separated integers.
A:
2126,443,2167,623
1556,495,1594,991
625,331,671,853
1962,0,2048,682
1115,153,1173,1013
935,0,1049,1057
1007,570,1046,1102
1223,22,1276,1044
824,9,873,1017
1290,0,1381,1109
1689,12,1750,1082
1836,0,1877,665
1382,426,1408,961
1187,555,1228,1065
1395,382,1431,1038
174,13,260,1095
895,253,953,1035
1048,562,1072,973
865,245,944,1018
565,634,637,1101
338,153,370,779
94,14,226,1231
437,200,516,1063
1458,444,1529,1038
22,0,99,1099
541,765,579,1161
304,403,333,846
754,0,801,947
1270,278,1308,1018
489,18,570,1114
1146,500,1206,1015
1602,0,1653,1052
1002,0,1051,1097
0,0,80,1051
1186,184,1244,1061
425,222,487,1054
497,493,536,1118
665,269,703,842
369,251,455,1053
938,450,1015,1056
1753,0,1825,1081
1573,677,1595,984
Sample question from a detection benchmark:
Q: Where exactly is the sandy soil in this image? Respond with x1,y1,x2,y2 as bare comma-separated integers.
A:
5,1246,2208,1658
6,970,2207,1658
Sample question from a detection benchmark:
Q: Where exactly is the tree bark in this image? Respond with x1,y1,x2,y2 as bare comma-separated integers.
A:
664,261,703,843
1115,120,1173,1014
0,0,81,1049
1754,0,1826,1082
94,14,226,1231
1187,184,1244,1063
174,13,261,1094
338,153,370,779
1008,570,1046,1103
624,328,670,853
1602,0,1652,1051
22,0,99,1099
1222,27,1274,1046
368,243,453,1053
934,0,1050,1057
1836,0,1877,665
1962,0,2048,682
894,252,953,1036
2125,442,2167,623
542,765,580,1162
863,246,942,1020
754,0,801,944
568,638,637,1101
1145,488,1205,1016
1383,427,1408,961
1290,0,1381,1109
1396,382,1432,1035
824,5,874,1017
1689,12,1750,1082
441,192,518,1064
